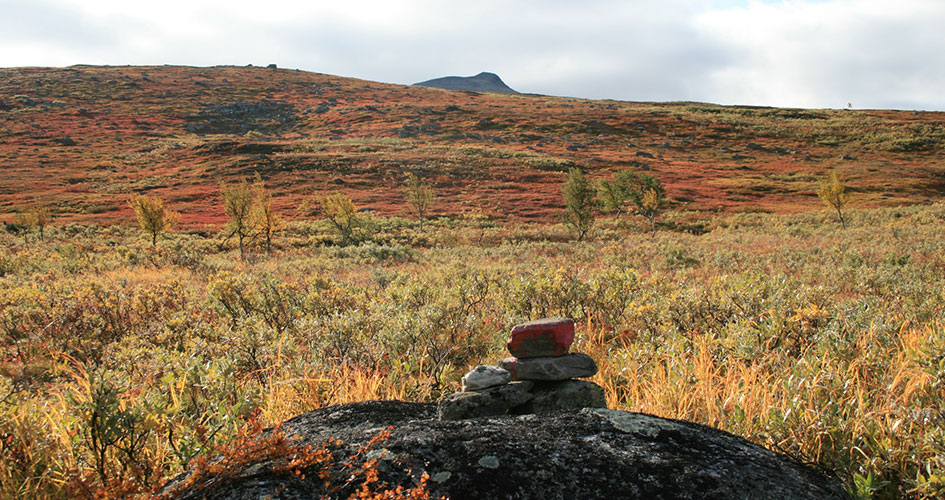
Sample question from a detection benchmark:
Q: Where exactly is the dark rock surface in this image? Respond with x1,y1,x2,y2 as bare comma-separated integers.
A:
438,380,534,420
162,400,849,500
508,379,606,414
185,100,298,135
415,72,518,94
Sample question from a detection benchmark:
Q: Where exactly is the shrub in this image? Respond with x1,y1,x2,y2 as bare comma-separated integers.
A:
598,170,666,236
251,174,283,255
15,202,52,241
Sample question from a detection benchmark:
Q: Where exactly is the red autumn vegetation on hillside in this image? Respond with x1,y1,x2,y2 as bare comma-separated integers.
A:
1,65,944,228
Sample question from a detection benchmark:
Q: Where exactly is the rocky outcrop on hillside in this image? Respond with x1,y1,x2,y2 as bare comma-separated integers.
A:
161,400,849,500
414,72,518,94
185,100,298,135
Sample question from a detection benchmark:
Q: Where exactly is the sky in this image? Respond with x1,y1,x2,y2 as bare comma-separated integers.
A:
2,0,944,110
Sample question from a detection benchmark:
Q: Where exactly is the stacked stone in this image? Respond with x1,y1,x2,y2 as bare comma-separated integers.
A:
438,318,607,421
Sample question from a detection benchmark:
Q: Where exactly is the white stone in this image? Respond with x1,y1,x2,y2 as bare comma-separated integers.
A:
461,364,512,391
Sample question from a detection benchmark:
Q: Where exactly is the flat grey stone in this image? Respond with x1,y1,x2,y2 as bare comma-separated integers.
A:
497,352,598,381
461,364,511,391
510,380,607,414
437,381,534,421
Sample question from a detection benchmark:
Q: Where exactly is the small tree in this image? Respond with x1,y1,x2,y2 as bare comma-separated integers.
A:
129,195,178,246
638,188,664,237
17,202,52,241
597,178,627,217
251,175,283,254
598,170,665,236
404,174,434,231
818,169,848,229
222,179,255,259
628,173,665,237
318,192,369,246
562,167,596,241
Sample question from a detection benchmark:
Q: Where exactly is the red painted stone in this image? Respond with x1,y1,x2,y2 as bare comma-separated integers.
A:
506,318,575,358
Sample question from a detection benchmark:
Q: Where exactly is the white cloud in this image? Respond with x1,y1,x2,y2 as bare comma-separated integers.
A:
694,0,945,109
1,0,943,109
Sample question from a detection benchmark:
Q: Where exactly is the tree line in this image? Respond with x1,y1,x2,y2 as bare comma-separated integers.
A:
7,166,850,249
129,173,436,259
562,166,849,240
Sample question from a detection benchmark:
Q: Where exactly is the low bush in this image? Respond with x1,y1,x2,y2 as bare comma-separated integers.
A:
1,204,944,498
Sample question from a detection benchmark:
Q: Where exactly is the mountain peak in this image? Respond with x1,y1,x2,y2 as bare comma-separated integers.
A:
414,72,518,94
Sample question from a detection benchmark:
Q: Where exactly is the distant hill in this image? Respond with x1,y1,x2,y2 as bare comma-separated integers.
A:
415,72,518,94
1,64,943,228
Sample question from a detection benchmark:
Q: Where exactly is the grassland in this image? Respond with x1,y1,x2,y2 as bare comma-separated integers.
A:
0,203,944,499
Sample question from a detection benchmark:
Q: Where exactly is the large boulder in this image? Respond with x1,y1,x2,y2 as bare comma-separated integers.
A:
161,401,849,500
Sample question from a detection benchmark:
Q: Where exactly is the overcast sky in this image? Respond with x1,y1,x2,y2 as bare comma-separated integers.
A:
2,0,944,110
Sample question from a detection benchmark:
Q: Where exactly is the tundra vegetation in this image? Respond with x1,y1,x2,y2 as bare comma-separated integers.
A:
14,202,52,242
317,192,373,246
250,175,283,255
221,179,255,260
598,171,666,237
1,199,944,499
2,65,945,499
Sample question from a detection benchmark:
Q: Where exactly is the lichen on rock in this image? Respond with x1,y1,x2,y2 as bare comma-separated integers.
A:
161,401,851,500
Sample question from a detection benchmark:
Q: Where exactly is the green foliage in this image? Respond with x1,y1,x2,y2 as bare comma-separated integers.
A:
561,167,596,240
328,242,418,263
598,170,666,236
597,178,625,216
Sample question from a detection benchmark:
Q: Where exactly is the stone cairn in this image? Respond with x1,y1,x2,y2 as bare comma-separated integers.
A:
438,318,607,420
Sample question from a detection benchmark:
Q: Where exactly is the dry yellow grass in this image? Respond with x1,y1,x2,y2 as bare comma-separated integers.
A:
3,204,945,498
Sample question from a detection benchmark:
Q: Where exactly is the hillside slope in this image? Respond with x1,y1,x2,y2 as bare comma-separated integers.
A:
1,65,943,227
